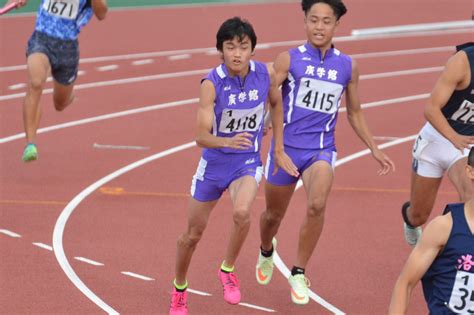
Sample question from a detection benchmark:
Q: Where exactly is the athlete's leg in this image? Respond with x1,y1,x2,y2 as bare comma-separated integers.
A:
259,182,296,251
223,175,259,268
296,160,333,268
448,157,473,201
23,53,50,143
406,171,442,227
53,80,75,112
175,198,218,286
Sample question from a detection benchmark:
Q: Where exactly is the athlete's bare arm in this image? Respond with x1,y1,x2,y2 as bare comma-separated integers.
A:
272,51,291,87
91,0,108,20
424,50,474,151
195,80,253,150
389,215,452,314
7,0,27,7
345,59,395,175
266,64,299,177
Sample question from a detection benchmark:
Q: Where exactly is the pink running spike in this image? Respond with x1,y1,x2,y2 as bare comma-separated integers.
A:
218,269,241,304
169,288,188,315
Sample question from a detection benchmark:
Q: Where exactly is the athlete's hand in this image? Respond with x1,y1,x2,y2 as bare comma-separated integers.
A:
8,0,27,8
224,132,253,150
449,133,474,152
372,148,395,175
273,149,299,177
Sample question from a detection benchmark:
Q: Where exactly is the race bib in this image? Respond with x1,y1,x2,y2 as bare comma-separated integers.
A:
43,0,79,20
295,78,343,114
219,102,264,134
448,270,474,314
451,100,474,124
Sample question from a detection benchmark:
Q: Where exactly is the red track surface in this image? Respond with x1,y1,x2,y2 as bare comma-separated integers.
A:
0,1,472,314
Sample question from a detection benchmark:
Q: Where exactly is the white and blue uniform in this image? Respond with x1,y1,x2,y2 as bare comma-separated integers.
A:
266,43,352,185
26,0,93,85
35,0,93,40
190,61,268,202
422,203,474,314
412,44,474,178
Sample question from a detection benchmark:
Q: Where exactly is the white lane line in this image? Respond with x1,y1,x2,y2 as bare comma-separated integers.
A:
93,143,150,150
338,93,429,113
352,20,474,36
77,70,86,76
8,83,26,90
0,68,208,102
0,93,426,145
97,65,119,72
187,288,212,296
205,50,219,56
0,229,21,237
373,136,402,141
32,242,53,251
238,302,276,313
360,66,442,80
74,257,105,266
0,98,198,144
168,54,191,61
273,134,418,314
121,271,155,281
52,142,195,315
52,129,417,313
0,27,468,73
131,59,154,66
46,76,53,82
0,65,439,102
351,46,453,59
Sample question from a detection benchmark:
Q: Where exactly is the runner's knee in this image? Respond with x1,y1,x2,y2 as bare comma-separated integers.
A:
179,223,207,248
233,208,251,228
263,207,285,226
29,77,45,92
307,198,326,218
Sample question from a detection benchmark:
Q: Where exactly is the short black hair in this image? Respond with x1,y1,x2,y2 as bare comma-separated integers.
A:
457,42,474,51
469,147,474,166
301,0,347,20
216,17,257,52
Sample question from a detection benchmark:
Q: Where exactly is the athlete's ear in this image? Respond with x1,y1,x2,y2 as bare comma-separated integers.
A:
251,50,255,56
465,164,474,180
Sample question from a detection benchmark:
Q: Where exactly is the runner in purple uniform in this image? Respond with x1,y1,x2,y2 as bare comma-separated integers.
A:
169,17,297,315
255,0,395,305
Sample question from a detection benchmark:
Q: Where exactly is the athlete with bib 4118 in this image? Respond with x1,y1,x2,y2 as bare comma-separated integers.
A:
255,0,395,305
168,17,298,315
402,42,474,247
8,0,108,162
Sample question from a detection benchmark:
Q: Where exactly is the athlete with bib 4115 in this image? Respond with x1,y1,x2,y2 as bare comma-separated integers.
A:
255,0,395,305
7,0,108,162
402,42,474,247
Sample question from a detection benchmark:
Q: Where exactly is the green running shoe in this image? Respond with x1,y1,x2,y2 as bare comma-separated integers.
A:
288,274,311,305
22,143,38,162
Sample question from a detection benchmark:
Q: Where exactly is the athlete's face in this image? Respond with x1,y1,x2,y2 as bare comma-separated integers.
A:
304,3,339,49
221,36,253,77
